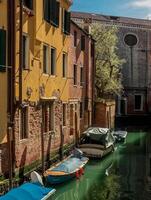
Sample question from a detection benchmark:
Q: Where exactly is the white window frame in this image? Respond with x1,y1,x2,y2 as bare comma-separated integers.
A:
43,43,49,74
23,33,29,70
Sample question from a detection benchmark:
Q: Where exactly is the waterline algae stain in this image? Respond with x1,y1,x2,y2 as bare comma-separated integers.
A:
51,131,151,200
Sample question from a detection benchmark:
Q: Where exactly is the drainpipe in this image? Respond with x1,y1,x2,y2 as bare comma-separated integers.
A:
92,39,96,125
19,0,23,104
7,0,16,189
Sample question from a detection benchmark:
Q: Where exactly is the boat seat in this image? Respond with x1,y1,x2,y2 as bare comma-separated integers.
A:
44,170,67,176
78,144,105,150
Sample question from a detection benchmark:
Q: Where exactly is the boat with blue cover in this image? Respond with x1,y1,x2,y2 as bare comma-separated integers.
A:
0,171,56,200
44,149,89,184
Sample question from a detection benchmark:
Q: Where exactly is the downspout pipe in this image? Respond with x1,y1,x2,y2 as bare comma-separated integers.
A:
19,0,23,105
7,0,16,188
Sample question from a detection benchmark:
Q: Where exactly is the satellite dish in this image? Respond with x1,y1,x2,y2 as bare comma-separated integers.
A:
30,171,44,186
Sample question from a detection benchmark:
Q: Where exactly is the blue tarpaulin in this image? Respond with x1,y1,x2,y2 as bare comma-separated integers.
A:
52,157,88,173
0,183,55,200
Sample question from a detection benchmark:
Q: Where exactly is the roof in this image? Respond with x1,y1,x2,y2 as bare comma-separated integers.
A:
71,20,95,41
71,11,151,29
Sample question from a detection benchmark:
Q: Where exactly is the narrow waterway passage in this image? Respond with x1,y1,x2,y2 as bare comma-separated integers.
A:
50,131,151,200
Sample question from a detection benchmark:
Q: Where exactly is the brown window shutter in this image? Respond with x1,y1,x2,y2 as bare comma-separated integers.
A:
0,29,6,72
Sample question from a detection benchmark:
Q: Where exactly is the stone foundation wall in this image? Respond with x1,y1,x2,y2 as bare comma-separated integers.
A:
94,100,116,128
13,100,72,173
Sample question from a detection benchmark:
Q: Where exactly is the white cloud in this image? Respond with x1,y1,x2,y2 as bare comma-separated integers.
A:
130,0,151,9
146,14,151,19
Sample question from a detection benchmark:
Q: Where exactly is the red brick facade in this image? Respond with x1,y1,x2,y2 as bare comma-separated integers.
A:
68,20,95,143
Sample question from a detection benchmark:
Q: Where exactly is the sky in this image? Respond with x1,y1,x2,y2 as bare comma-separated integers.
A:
71,0,151,20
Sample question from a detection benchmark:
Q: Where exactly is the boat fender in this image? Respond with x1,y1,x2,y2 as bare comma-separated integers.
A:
79,168,84,175
76,171,80,179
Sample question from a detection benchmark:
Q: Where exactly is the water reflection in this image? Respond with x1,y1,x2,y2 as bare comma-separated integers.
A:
51,131,151,200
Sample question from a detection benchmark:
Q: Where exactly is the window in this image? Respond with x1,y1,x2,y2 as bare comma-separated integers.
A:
50,47,56,75
20,107,28,139
134,95,143,111
91,42,94,57
81,35,85,51
80,102,83,118
43,0,60,27
73,65,77,85
124,34,138,47
63,104,67,126
62,8,70,35
62,53,67,77
43,45,49,74
42,103,54,133
80,67,84,86
23,34,29,69
74,31,77,47
0,29,6,72
23,0,33,10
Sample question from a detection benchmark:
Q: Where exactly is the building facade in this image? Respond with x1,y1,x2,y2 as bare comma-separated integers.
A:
0,0,72,176
0,0,8,174
71,12,151,117
0,1,95,178
68,20,95,144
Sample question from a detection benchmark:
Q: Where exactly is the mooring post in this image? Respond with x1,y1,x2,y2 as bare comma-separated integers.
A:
7,127,13,190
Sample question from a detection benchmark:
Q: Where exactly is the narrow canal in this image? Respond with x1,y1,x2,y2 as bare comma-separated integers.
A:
50,130,151,200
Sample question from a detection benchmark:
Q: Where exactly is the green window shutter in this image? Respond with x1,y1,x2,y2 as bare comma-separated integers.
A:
50,0,55,25
55,1,60,27
0,29,6,72
44,0,50,22
64,11,70,35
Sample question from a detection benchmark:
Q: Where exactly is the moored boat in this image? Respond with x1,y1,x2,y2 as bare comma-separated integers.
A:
44,149,89,184
0,171,56,200
113,130,128,143
78,127,115,159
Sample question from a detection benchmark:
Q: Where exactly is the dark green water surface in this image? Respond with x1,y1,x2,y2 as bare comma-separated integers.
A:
50,131,151,200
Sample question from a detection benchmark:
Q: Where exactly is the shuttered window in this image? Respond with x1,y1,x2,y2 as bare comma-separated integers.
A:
73,65,77,85
43,0,50,22
81,35,85,51
23,0,33,10
20,107,28,139
43,0,60,27
63,10,71,35
50,47,56,75
62,53,67,78
22,35,29,70
43,45,49,74
0,29,6,72
63,104,67,126
80,102,83,118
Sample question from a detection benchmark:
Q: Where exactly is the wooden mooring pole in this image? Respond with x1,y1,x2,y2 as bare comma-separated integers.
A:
7,127,13,190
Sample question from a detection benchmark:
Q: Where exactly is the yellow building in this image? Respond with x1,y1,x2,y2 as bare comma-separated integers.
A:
0,0,8,174
0,0,73,176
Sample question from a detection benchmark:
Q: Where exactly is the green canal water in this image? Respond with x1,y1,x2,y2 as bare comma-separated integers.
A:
50,131,151,200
